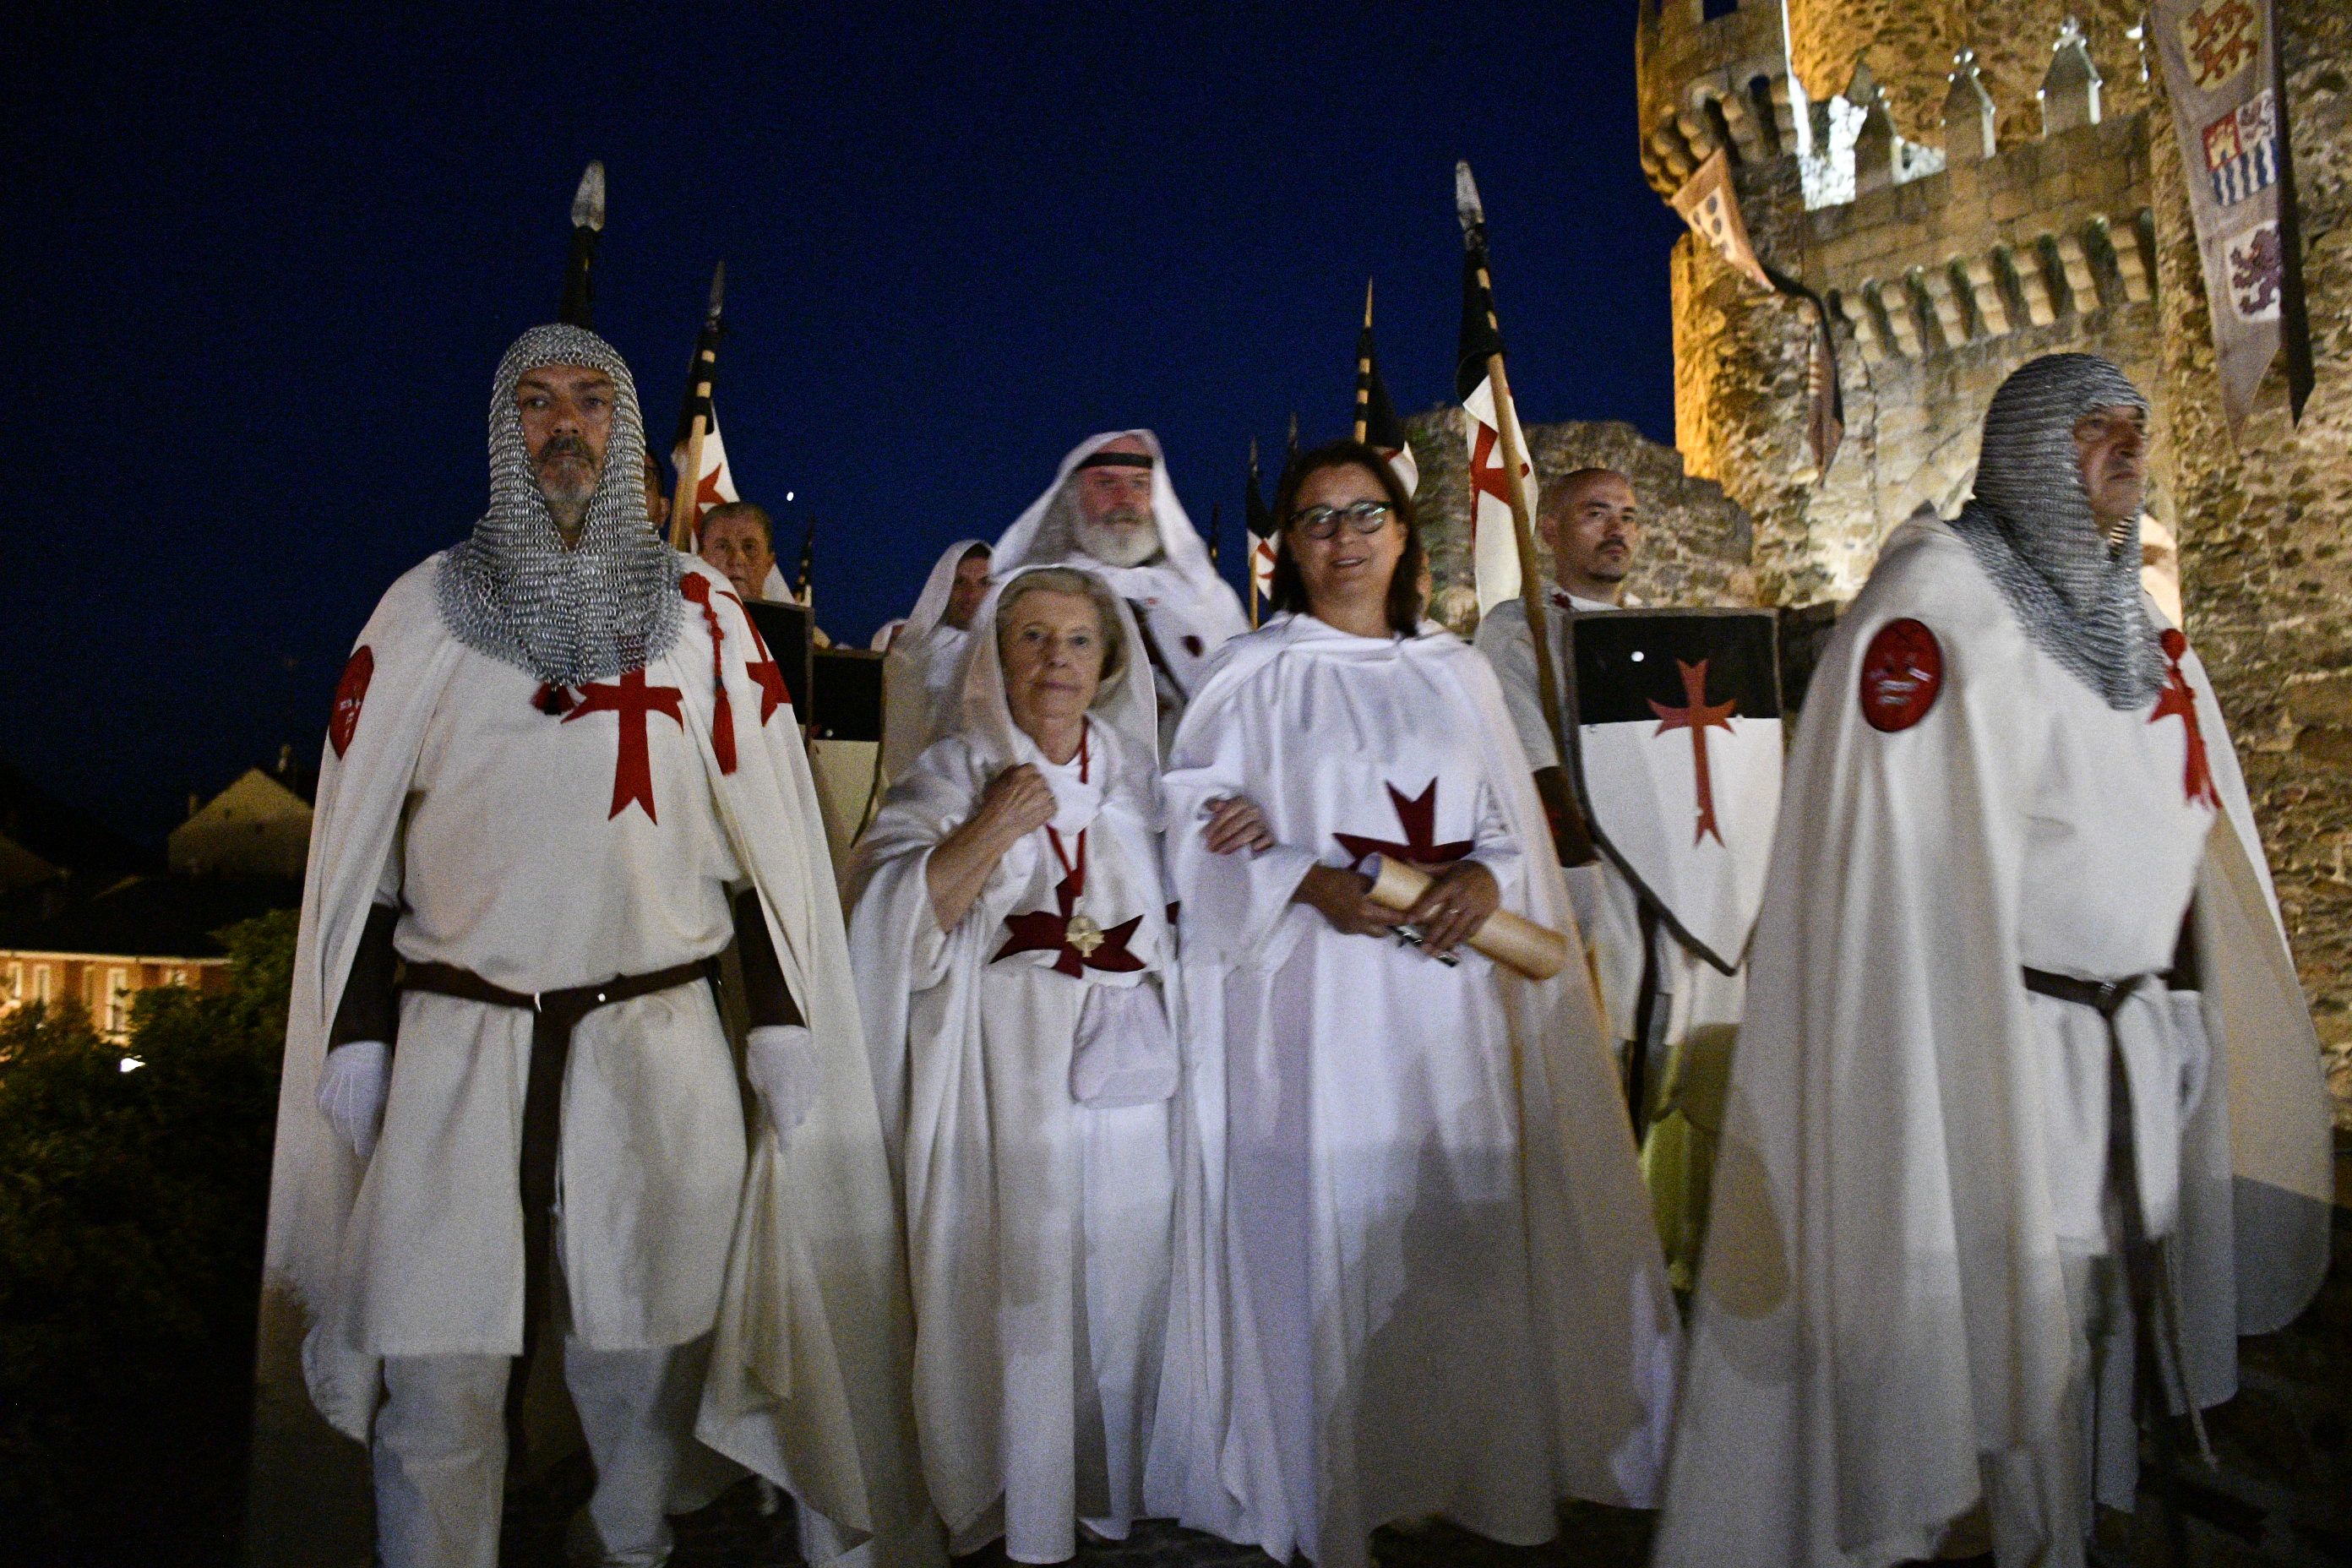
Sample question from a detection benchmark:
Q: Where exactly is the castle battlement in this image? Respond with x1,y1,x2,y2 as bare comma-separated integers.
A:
1636,0,1802,197
1641,3,2159,374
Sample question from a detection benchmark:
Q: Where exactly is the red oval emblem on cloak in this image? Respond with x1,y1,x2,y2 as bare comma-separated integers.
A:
1859,618,1942,732
329,645,374,758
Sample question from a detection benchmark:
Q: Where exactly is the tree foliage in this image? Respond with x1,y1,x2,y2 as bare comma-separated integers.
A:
0,910,293,1566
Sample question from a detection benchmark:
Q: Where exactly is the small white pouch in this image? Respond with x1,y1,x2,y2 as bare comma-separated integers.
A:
1069,981,1179,1107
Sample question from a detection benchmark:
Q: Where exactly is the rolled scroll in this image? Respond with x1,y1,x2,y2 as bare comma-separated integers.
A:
1364,856,1569,982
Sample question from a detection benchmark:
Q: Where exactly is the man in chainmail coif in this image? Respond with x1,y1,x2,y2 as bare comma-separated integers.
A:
252,324,932,1567
1654,352,2333,1568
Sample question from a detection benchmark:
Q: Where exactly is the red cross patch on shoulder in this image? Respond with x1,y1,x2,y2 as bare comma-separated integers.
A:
1859,618,1942,732
329,645,374,758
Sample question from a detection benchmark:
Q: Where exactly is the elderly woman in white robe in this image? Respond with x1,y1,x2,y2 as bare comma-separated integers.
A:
847,565,1179,1565
1147,441,1681,1568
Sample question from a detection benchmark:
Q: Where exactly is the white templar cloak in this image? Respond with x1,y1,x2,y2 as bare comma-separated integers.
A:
847,570,1179,1565
879,538,990,783
991,431,1250,745
253,555,936,1566
1149,613,1682,1568
1653,515,2334,1567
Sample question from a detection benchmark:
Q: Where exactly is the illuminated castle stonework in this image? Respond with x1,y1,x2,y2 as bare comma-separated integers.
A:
1626,0,2352,1119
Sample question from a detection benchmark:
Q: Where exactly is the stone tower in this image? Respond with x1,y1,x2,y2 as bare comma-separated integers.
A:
1635,0,2352,1119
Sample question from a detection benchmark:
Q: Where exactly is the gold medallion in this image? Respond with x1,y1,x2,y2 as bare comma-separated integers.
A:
1065,913,1106,958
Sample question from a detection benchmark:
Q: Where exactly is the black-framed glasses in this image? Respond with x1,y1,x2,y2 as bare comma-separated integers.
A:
1288,501,1392,540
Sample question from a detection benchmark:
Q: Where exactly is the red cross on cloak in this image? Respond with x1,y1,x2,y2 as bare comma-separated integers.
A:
1467,418,1524,512
692,464,730,524
1334,779,1476,870
718,588,788,726
2151,629,2221,810
1648,658,1737,847
994,869,1147,978
563,667,685,821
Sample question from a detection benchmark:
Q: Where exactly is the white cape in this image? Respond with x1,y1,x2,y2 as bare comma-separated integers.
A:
251,556,937,1567
1653,517,2333,1567
846,575,1176,1562
1149,613,1681,1567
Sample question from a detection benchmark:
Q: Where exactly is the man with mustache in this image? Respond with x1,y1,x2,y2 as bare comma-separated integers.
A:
992,432,1248,749
254,324,928,1568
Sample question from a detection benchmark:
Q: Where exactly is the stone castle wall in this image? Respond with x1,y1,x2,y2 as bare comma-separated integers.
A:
1403,408,1757,637
1637,0,2352,1119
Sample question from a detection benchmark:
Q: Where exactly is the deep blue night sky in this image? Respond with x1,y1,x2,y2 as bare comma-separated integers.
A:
0,3,1685,841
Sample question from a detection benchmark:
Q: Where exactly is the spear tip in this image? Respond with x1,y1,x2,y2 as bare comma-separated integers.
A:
571,161,606,231
1454,160,1484,234
706,259,727,321
1363,277,1375,329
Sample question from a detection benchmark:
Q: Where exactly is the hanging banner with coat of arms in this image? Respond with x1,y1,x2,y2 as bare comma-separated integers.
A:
2153,0,2296,427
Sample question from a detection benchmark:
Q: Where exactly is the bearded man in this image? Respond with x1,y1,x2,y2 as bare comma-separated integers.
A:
1653,354,2333,1568
991,432,1248,748
253,324,931,1568
879,539,993,781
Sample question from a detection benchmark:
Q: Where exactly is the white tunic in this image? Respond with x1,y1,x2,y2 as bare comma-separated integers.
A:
260,556,939,1565
1152,615,1680,1568
1653,516,2336,1568
341,642,749,1355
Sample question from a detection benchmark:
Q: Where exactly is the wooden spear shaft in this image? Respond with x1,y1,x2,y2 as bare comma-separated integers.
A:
668,263,725,553
672,378,715,552
1473,280,1571,770
1353,278,1374,444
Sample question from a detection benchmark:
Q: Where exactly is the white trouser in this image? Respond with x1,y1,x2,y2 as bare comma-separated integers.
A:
373,1333,713,1568
1974,1254,2147,1568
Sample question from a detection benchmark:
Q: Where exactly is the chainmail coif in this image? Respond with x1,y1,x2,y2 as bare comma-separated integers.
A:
435,324,683,688
1946,352,2164,710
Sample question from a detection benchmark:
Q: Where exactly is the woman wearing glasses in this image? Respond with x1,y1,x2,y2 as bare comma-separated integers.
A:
1148,443,1680,1567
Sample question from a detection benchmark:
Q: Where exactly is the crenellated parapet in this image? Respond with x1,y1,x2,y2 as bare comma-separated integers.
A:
1636,0,1804,196
1643,3,2161,373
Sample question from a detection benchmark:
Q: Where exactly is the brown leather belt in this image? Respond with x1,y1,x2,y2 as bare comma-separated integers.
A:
398,956,716,1465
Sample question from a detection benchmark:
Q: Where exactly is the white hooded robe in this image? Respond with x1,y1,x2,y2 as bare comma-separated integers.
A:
1149,613,1681,1568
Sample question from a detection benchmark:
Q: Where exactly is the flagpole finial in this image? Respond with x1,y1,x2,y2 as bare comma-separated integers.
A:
571,161,607,231
705,260,726,323
1455,161,1485,237
1364,278,1375,329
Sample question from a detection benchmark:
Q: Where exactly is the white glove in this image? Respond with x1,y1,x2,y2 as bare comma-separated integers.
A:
746,1024,818,1136
317,1039,390,1161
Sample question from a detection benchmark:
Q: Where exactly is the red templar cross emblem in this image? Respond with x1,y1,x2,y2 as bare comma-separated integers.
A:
1467,418,1526,513
1648,658,1737,847
563,667,685,821
2151,629,2220,810
717,588,789,726
994,871,1146,978
1334,780,1476,870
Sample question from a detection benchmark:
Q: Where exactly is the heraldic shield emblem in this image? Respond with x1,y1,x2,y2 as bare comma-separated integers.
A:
1561,607,1783,974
